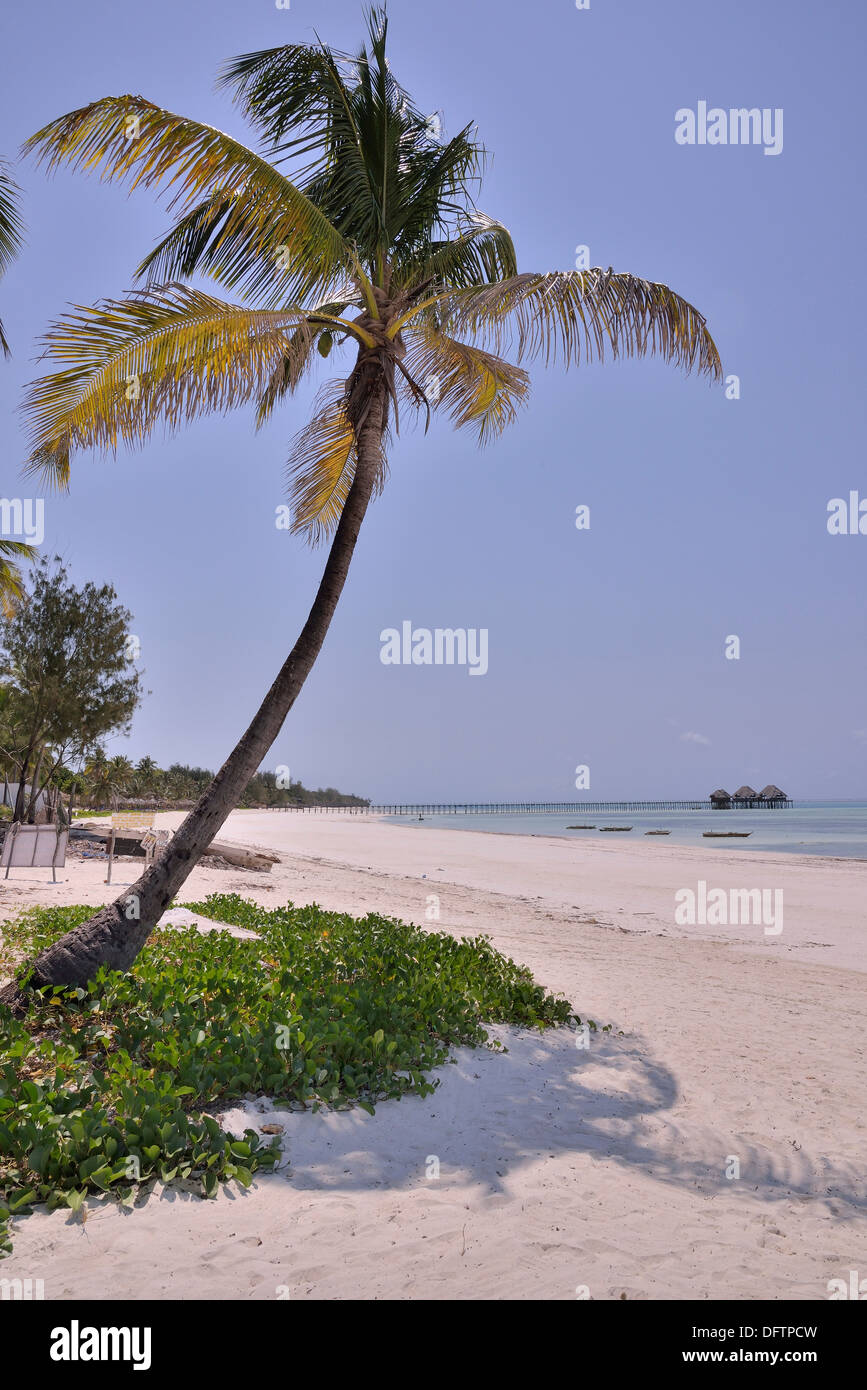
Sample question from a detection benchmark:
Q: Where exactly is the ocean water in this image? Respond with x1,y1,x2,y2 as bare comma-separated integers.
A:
389,802,867,859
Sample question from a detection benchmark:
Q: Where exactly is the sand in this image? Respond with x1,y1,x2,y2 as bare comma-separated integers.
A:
1,811,864,1300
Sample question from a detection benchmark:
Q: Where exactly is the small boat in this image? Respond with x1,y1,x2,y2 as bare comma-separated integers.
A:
599,826,632,832
645,830,670,835
703,830,752,838
567,824,596,829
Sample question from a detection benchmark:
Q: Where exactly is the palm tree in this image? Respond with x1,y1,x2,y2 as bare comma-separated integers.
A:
0,159,24,357
135,755,163,798
7,7,720,996
165,764,198,802
82,749,120,809
107,754,135,800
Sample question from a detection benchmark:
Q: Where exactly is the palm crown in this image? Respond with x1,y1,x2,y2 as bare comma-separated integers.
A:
21,5,720,543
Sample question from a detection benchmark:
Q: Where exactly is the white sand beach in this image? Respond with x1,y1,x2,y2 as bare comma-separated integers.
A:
1,811,864,1300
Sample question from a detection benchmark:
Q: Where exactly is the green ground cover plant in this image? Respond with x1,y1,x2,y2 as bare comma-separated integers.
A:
0,894,575,1253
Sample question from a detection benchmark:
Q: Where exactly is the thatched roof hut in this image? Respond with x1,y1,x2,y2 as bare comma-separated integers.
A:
759,784,787,803
733,785,758,801
709,788,732,807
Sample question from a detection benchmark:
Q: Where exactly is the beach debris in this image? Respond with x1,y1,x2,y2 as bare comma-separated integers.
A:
200,840,280,872
73,825,279,872
260,1124,284,1136
200,853,241,871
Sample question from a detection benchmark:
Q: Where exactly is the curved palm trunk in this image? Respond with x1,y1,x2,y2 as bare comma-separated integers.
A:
3,380,387,999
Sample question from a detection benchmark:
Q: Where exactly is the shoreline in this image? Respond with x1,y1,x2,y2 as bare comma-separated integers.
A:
385,815,867,864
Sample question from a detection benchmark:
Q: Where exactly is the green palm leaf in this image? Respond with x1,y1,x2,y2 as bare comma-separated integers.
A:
0,540,36,617
285,378,387,545
395,269,722,379
23,98,354,308
394,214,517,292
401,326,530,444
0,160,25,357
23,285,320,487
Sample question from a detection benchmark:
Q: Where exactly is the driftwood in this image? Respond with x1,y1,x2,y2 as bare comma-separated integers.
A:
203,841,279,872
72,825,280,872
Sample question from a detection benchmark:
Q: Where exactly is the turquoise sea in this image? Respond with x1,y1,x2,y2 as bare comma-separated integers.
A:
390,802,867,859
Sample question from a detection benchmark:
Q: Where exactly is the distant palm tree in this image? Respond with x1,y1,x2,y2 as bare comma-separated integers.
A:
82,750,118,809
165,764,197,801
107,754,134,799
12,7,720,993
135,754,163,797
0,159,24,357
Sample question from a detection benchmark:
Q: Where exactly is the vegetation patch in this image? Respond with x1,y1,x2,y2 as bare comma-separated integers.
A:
0,895,574,1254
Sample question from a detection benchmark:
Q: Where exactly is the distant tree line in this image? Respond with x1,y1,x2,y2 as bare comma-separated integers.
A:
45,752,368,812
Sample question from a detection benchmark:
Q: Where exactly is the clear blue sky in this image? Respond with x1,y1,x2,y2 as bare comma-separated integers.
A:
1,0,864,801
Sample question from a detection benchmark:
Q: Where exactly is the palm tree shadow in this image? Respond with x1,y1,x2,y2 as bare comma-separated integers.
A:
228,1026,866,1215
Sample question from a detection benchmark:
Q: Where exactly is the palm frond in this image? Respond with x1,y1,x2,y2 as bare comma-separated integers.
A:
385,125,485,259
22,285,317,488
0,540,36,618
0,162,24,276
285,376,389,545
401,326,530,444
285,380,357,545
435,270,722,379
23,98,353,306
394,213,517,292
135,184,360,311
0,160,25,357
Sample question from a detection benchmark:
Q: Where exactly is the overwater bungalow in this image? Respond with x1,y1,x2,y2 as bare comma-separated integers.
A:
759,784,788,806
716,783,791,809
